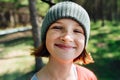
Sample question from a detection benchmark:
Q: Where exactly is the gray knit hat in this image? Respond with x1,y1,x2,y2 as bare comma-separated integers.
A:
41,1,90,46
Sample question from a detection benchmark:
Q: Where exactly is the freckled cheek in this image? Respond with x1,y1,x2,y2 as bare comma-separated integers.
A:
46,31,60,42
75,37,85,47
46,32,55,50
46,32,53,43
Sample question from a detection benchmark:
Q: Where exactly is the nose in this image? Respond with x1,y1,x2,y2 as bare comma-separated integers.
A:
60,32,73,43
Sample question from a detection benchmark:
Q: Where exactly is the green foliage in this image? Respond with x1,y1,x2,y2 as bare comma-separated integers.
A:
36,0,49,16
0,34,35,80
0,0,28,4
0,0,15,2
0,21,120,80
0,0,29,9
86,20,120,80
0,36,33,58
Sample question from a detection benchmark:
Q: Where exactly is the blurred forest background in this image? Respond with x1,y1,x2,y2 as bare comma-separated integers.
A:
0,0,120,80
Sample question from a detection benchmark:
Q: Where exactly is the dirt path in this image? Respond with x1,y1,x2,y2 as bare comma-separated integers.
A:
0,30,32,43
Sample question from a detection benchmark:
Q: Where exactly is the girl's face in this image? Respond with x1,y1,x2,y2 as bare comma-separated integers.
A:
46,19,85,63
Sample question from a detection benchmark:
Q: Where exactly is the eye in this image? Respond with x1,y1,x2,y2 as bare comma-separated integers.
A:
74,29,82,33
51,26,63,30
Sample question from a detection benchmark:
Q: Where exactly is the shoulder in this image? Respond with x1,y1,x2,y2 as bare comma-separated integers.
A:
31,74,38,80
75,64,97,80
75,64,94,74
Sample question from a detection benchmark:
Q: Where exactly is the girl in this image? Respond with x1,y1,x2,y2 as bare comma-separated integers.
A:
31,1,97,80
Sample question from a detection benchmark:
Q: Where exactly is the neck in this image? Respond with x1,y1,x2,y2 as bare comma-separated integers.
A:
45,56,75,80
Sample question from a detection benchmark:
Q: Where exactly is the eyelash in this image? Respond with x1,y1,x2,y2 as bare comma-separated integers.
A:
74,29,82,33
51,26,62,29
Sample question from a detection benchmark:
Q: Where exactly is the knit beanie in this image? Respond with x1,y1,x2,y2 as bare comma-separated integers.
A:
41,1,90,46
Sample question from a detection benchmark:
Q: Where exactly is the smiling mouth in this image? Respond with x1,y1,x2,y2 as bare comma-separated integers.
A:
55,44,75,50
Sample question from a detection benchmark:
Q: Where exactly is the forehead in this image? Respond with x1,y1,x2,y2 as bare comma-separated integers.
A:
52,18,83,29
54,19,80,25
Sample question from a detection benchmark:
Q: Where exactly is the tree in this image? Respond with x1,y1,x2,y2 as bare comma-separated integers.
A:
95,0,104,26
111,0,118,25
28,0,43,72
41,0,55,7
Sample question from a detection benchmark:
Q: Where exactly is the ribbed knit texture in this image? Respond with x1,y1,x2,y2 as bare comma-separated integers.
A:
41,1,90,46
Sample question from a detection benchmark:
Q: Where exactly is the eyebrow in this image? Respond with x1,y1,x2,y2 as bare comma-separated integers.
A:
54,19,83,28
54,21,62,24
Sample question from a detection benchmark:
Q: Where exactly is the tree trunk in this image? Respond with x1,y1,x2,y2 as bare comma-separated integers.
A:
95,0,104,26
112,0,118,25
100,0,104,26
28,0,43,72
